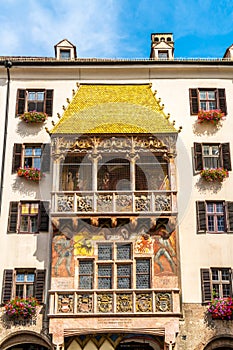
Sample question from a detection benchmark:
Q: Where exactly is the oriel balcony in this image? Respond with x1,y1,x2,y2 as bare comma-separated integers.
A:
51,154,177,215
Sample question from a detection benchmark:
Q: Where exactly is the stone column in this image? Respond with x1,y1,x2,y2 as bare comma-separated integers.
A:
88,152,102,212
168,156,177,213
127,152,139,191
88,152,102,192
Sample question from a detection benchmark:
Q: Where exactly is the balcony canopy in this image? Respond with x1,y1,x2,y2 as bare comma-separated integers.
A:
50,84,178,135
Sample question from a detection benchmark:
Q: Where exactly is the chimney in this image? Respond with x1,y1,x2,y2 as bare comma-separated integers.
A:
150,33,174,59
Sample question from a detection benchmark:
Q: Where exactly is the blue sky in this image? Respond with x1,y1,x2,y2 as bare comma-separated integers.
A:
0,0,232,59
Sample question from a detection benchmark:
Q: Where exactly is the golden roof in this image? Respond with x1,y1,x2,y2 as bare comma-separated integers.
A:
51,84,177,134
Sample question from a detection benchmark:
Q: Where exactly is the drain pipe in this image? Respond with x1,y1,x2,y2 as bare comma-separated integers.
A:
0,60,12,215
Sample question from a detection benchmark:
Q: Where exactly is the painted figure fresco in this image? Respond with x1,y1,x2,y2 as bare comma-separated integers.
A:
52,217,177,277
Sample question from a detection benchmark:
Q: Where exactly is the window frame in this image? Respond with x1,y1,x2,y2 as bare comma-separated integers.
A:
8,201,49,234
15,269,35,298
199,90,217,110
77,242,151,290
19,202,40,234
158,50,169,59
2,269,46,304
193,142,231,172
196,201,233,234
78,260,94,290
12,143,51,173
201,267,232,303
15,88,53,116
206,201,225,233
189,88,227,115
60,49,71,59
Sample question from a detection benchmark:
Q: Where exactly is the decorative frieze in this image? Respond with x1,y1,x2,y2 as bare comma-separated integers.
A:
53,290,177,315
116,294,133,313
58,294,74,313
136,293,153,312
155,292,172,312
77,294,93,313
97,294,113,313
51,135,177,158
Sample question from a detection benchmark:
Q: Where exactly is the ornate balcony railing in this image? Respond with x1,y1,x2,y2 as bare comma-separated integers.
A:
49,289,180,316
51,190,177,214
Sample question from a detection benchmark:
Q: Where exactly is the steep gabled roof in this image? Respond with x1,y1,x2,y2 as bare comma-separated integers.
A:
51,84,177,134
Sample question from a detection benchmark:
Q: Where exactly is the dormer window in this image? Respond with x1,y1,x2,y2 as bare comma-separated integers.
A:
54,39,77,60
60,49,71,60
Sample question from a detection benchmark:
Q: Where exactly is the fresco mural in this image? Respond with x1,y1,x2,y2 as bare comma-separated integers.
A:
52,218,177,278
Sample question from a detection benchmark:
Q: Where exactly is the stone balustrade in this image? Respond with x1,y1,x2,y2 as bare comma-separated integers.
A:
51,190,177,214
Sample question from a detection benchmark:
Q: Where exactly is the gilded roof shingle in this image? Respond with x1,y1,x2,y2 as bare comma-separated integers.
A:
51,84,177,134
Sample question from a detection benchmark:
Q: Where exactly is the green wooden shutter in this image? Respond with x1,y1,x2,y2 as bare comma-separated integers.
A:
2,269,13,303
201,269,212,303
45,89,53,116
35,269,46,304
40,144,51,172
226,202,233,233
194,143,203,171
218,89,227,115
189,88,199,115
221,143,231,171
16,89,26,115
8,202,19,233
39,201,49,232
12,144,22,173
196,201,206,233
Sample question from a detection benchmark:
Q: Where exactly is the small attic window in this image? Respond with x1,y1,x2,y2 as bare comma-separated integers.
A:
158,50,168,59
60,49,71,59
154,37,159,42
167,37,172,42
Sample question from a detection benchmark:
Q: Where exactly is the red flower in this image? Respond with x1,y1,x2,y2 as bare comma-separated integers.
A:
197,109,225,125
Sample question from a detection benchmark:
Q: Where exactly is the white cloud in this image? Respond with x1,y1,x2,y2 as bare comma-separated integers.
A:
0,0,123,57
0,0,232,58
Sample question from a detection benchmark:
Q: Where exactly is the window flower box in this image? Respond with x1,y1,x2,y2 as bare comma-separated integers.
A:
17,167,42,181
200,168,228,182
197,109,225,125
20,111,48,123
208,297,233,320
4,297,38,319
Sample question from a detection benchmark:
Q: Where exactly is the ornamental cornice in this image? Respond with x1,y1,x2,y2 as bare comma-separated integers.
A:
51,135,177,159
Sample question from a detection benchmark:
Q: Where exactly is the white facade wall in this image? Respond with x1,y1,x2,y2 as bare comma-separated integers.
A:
0,56,233,349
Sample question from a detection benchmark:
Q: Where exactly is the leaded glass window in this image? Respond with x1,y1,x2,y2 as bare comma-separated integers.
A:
117,264,131,289
98,264,112,289
136,259,151,289
98,244,112,260
78,242,151,290
117,244,131,260
79,261,93,289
